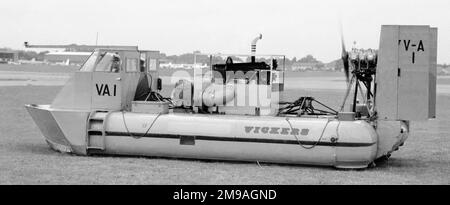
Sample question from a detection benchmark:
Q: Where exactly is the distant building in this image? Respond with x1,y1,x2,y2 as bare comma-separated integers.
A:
0,50,18,63
44,51,91,65
291,62,321,71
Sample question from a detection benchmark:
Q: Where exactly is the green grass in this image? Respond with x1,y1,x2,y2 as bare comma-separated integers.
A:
1,85,449,184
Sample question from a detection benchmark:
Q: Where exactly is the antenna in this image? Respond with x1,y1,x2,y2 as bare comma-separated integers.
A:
96,32,99,46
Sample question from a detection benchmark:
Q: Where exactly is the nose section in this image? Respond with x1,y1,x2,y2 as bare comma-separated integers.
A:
25,104,73,153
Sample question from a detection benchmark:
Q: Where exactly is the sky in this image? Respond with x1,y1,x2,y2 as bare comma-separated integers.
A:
1,0,449,63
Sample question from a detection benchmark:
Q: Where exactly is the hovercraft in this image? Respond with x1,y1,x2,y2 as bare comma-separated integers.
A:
26,26,437,169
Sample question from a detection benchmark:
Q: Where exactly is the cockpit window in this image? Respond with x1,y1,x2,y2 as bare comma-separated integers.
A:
79,51,121,72
79,51,99,72
95,52,121,72
126,58,138,72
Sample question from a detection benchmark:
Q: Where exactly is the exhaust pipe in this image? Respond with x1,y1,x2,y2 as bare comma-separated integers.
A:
251,34,262,63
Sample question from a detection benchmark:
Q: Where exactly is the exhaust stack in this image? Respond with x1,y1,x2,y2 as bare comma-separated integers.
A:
251,34,262,63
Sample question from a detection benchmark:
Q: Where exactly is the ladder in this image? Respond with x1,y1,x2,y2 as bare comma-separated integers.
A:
86,110,110,154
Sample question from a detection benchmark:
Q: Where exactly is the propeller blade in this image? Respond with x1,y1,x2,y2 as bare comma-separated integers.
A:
342,52,350,83
340,24,350,83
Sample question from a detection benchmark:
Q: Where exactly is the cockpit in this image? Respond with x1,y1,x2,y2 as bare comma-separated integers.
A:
79,51,122,72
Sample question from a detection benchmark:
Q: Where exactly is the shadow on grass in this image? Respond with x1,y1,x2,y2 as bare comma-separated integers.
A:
11,141,384,171
13,141,62,156
87,152,341,171
373,157,429,169
13,139,435,172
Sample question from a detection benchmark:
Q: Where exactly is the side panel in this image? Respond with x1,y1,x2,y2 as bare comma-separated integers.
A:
122,51,141,111
397,26,430,120
376,25,437,121
102,113,379,167
92,73,122,110
51,72,92,110
376,25,399,120
121,73,141,111
25,105,72,150
51,110,90,153
429,28,438,118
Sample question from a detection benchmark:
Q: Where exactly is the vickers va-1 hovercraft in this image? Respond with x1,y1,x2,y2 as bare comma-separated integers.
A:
26,25,437,169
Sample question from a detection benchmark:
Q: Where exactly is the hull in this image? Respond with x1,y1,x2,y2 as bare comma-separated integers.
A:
26,104,407,169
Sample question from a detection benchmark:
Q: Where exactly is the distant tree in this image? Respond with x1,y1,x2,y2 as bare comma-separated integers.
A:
0,47,12,51
298,54,320,63
36,51,49,61
291,57,296,63
18,50,39,60
160,52,318,70
334,59,344,71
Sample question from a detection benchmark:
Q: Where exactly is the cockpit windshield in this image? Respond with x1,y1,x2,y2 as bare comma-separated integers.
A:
96,52,121,72
79,51,121,73
79,51,99,72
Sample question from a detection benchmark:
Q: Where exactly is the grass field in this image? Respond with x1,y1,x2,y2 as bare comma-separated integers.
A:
0,65,449,184
0,64,79,73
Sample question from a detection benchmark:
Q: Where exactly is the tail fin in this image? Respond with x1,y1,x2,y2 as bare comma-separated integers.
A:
375,25,437,121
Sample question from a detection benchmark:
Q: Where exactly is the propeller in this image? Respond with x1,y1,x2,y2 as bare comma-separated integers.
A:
341,31,350,84
339,21,350,84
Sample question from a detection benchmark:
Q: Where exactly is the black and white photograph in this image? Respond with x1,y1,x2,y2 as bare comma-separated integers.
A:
0,0,449,193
